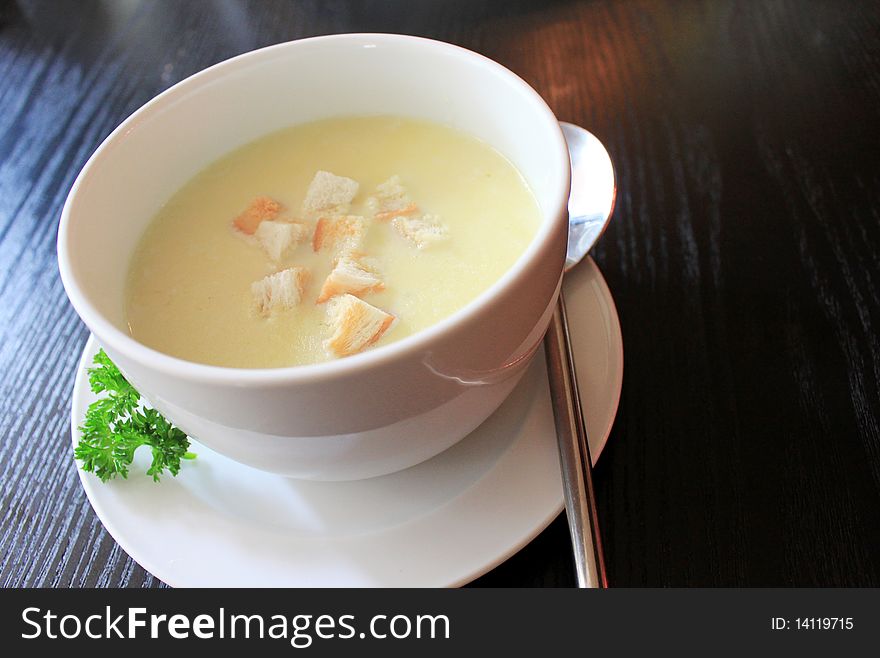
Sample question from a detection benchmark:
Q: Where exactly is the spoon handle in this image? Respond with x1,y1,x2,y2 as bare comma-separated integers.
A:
544,291,608,588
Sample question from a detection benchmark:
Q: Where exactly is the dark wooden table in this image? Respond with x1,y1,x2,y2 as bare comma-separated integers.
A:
2,0,879,588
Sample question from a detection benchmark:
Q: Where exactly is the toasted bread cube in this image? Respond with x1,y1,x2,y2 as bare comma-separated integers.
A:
301,171,359,215
251,267,310,316
392,213,448,249
367,175,419,221
254,219,310,261
325,294,396,357
233,196,282,235
316,253,384,303
312,215,367,256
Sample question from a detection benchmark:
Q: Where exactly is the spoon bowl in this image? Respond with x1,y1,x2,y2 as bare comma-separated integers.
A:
561,122,617,271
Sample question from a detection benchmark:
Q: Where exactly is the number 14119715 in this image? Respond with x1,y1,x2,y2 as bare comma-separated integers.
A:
797,618,853,630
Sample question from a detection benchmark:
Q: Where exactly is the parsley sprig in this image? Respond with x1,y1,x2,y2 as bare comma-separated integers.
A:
75,349,195,482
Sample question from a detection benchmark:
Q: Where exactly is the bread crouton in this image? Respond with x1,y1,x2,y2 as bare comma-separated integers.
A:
391,213,448,249
312,215,367,255
316,252,384,303
301,171,359,215
325,294,396,357
254,219,310,261
233,196,282,235
367,175,419,221
251,267,310,316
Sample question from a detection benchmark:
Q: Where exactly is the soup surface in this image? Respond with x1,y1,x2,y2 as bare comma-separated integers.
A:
126,115,541,368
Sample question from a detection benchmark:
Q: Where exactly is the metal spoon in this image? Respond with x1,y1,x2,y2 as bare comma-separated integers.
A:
544,122,616,588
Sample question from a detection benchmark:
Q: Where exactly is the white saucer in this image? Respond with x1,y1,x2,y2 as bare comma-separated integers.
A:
70,257,623,587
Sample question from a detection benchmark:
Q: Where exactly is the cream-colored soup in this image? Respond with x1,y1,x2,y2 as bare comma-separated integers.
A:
126,116,541,368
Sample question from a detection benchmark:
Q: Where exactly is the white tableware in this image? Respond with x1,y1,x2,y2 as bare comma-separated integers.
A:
57,34,571,480
71,258,621,587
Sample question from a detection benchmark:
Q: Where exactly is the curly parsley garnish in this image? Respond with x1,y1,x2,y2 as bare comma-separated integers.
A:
75,349,195,482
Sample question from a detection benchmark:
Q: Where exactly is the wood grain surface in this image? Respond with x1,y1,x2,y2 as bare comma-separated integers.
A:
1,0,879,587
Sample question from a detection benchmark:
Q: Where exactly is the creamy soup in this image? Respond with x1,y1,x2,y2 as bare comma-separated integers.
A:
125,116,541,368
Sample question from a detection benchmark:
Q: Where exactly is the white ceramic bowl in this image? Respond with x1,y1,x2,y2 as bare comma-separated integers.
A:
58,34,570,480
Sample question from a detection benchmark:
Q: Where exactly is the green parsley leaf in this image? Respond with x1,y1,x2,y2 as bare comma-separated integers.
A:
75,349,195,482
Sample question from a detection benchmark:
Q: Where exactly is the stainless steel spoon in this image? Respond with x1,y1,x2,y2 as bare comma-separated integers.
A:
544,122,616,588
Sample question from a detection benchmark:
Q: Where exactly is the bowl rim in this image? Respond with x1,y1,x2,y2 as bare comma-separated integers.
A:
57,33,570,386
